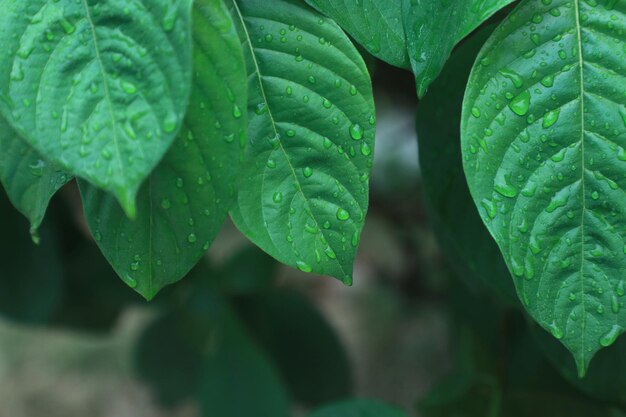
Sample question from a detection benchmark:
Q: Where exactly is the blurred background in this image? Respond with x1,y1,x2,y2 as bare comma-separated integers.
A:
1,15,626,417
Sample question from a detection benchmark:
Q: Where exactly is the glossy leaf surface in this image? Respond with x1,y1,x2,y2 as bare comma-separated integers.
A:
304,0,409,68
0,116,69,238
403,0,515,97
462,0,626,375
230,0,376,284
0,0,193,214
81,0,247,299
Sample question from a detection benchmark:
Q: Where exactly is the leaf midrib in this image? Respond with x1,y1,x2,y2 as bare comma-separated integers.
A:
573,0,588,373
232,0,350,278
81,0,127,188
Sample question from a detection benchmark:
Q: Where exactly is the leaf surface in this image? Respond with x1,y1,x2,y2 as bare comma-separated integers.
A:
304,0,409,68
403,0,516,97
230,0,376,283
80,0,247,299
462,0,626,375
0,116,69,238
0,0,193,214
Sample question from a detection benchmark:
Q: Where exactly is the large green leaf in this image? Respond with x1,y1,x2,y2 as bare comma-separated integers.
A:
417,25,518,303
461,0,626,375
80,0,247,299
0,0,193,215
403,0,516,97
229,0,376,284
307,399,408,417
0,116,69,239
304,0,409,68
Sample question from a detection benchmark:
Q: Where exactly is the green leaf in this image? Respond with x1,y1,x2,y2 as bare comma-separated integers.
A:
0,116,70,239
0,191,63,324
236,291,352,406
304,0,409,68
531,319,626,408
417,24,518,303
80,0,247,299
0,0,193,215
218,246,278,295
136,310,210,407
229,0,376,284
199,295,290,417
307,399,408,417
403,0,515,97
461,0,626,376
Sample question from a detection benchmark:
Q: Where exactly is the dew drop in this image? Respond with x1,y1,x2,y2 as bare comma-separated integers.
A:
336,207,350,221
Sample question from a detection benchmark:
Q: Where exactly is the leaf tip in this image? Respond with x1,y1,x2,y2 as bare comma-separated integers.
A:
116,188,138,220
574,350,593,379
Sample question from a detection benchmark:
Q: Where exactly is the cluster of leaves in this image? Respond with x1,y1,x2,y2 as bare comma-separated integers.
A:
1,0,625,381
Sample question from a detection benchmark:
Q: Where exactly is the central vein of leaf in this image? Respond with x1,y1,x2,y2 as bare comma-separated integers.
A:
232,0,347,275
573,0,587,371
81,0,126,187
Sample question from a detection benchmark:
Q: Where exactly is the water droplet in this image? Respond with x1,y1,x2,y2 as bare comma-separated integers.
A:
121,80,137,94
549,322,564,340
499,68,524,88
163,111,178,133
494,175,518,198
303,166,313,177
232,104,242,119
600,325,621,347
336,208,350,221
509,90,531,116
349,123,364,140
296,260,313,273
273,192,284,203
543,109,560,128
187,233,197,244
161,199,171,209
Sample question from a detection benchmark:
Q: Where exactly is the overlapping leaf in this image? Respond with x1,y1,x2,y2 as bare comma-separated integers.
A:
417,25,517,303
80,0,247,299
0,116,69,239
0,0,193,215
403,0,516,97
304,0,409,68
462,0,626,375
229,0,376,284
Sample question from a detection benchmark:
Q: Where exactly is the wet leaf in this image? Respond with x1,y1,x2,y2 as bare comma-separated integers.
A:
462,0,626,376
229,0,375,284
0,0,193,215
80,0,247,299
304,0,409,68
0,116,69,239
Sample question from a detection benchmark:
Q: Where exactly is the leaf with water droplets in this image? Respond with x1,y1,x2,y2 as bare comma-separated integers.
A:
304,0,409,68
462,0,626,376
0,115,70,240
0,0,193,216
403,0,516,97
228,0,375,284
80,0,247,299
